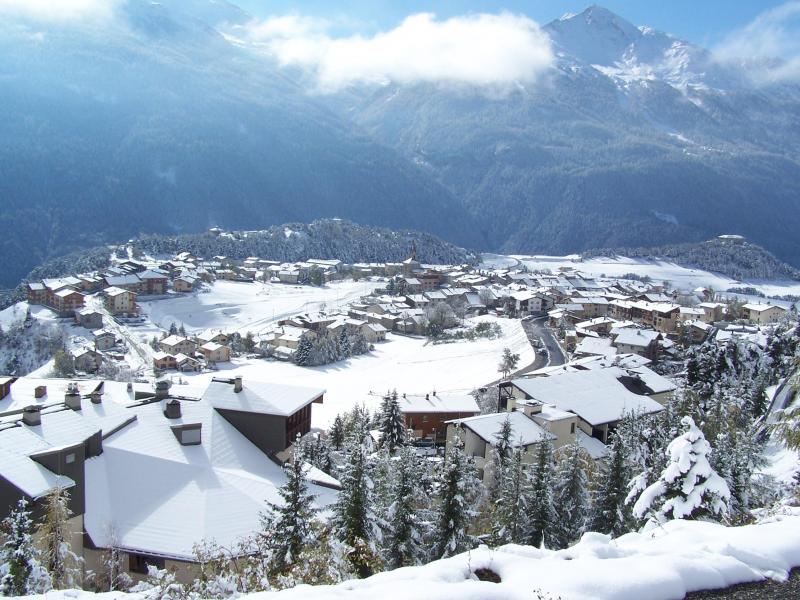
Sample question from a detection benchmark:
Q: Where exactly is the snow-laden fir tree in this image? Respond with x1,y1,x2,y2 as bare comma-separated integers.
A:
0,499,51,596
261,452,319,575
632,416,730,529
38,486,82,590
329,414,345,451
526,439,555,548
712,420,763,523
378,390,406,453
332,438,380,577
338,328,352,359
491,446,529,545
591,433,633,538
488,416,513,501
551,443,591,549
433,429,480,559
294,334,313,366
383,446,428,569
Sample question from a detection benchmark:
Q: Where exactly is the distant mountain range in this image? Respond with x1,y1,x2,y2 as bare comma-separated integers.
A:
1,2,799,287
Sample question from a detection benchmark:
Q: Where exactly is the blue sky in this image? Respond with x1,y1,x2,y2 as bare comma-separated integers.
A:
234,1,791,46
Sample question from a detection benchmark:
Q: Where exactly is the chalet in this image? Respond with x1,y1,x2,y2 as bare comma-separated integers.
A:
138,270,169,295
103,286,137,315
103,274,141,292
200,342,231,363
158,335,196,356
697,302,726,323
742,303,787,325
92,330,116,351
0,376,337,584
51,288,85,317
357,323,385,343
174,353,202,372
26,282,47,304
613,329,662,360
71,348,103,373
446,411,555,483
500,367,665,444
196,330,229,346
173,275,197,293
398,392,479,442
75,308,104,331
153,352,177,371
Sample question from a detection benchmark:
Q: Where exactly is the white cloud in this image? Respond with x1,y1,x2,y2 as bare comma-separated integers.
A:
237,12,554,91
0,0,119,22
714,1,800,83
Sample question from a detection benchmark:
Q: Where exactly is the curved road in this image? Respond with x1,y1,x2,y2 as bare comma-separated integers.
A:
518,315,566,374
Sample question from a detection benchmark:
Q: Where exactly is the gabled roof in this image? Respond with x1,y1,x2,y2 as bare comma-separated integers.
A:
449,411,555,447
510,368,664,426
203,378,325,417
398,393,479,414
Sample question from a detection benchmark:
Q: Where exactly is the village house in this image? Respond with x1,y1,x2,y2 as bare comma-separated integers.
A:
742,303,788,325
71,348,103,373
398,392,480,442
613,328,662,360
103,273,141,293
200,342,231,363
51,288,86,317
153,352,177,371
158,335,197,356
92,330,116,351
26,282,47,305
173,274,198,293
138,270,169,295
0,376,335,585
75,308,104,331
500,365,667,444
103,286,137,315
446,411,556,484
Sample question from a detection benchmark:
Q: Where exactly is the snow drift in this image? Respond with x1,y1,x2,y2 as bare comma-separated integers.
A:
27,513,800,600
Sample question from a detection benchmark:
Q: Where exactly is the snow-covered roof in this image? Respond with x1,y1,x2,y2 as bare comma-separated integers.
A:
614,328,661,347
203,378,324,417
449,411,555,447
510,368,664,426
86,388,337,559
576,430,610,460
743,303,786,312
398,393,479,414
574,337,615,357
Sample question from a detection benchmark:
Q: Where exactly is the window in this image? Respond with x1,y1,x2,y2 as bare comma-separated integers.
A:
129,553,165,575
65,453,76,464
570,423,575,434
181,428,201,445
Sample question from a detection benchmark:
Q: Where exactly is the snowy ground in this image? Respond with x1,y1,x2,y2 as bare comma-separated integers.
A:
483,254,800,303
172,315,533,428
27,514,800,600
139,280,381,335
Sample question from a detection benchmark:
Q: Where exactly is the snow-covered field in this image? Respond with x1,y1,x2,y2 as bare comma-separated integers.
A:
27,513,800,600
139,280,381,335
171,315,533,428
483,254,800,302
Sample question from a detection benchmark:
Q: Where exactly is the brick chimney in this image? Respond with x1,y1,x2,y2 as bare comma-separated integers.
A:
164,399,181,419
65,383,81,411
22,405,41,426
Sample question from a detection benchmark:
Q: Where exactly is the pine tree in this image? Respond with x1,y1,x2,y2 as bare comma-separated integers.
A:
384,447,426,569
379,390,406,453
338,329,351,359
591,434,632,538
551,443,590,549
527,439,555,548
262,454,319,575
0,499,51,596
492,446,529,544
169,322,178,336
433,431,480,559
632,417,730,528
294,334,313,366
712,421,763,523
332,440,379,577
498,347,520,379
489,415,513,501
329,415,345,451
39,486,81,589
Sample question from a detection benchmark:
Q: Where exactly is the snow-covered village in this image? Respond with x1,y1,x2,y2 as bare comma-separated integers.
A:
0,229,798,600
3,1,800,599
